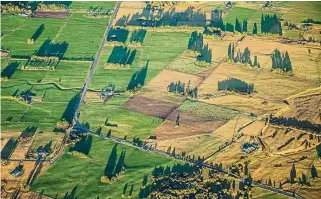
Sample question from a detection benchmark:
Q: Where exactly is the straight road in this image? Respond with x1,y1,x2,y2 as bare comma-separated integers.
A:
74,1,121,123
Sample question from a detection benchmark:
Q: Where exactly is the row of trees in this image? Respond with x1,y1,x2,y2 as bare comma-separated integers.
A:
218,78,254,94
167,80,198,98
211,13,281,35
261,14,282,35
270,116,320,133
188,31,212,63
228,43,261,67
235,18,248,33
271,49,292,73
104,144,126,180
127,61,148,91
152,163,198,177
290,163,318,185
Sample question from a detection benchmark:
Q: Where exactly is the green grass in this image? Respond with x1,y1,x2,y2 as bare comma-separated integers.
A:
79,95,163,140
1,60,91,89
90,31,190,90
1,60,90,133
223,7,280,34
70,1,116,10
179,100,240,121
1,14,27,36
55,13,110,59
1,15,66,57
32,136,177,198
1,99,68,132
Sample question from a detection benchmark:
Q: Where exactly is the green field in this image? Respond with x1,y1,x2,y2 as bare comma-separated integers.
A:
32,136,177,198
1,59,92,133
90,31,190,90
1,12,112,59
223,6,279,34
69,1,116,10
1,15,66,57
54,13,110,59
1,14,27,36
179,100,240,121
79,95,163,140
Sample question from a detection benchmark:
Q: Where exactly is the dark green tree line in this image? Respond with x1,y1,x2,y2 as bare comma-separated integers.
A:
271,49,292,73
261,14,282,35
218,78,254,94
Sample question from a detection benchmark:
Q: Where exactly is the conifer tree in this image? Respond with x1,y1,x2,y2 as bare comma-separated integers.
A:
242,19,248,32
235,18,242,32
311,164,318,178
253,23,258,34
290,163,296,183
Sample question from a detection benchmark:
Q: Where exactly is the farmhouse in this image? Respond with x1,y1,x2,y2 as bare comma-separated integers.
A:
10,165,24,177
242,142,259,153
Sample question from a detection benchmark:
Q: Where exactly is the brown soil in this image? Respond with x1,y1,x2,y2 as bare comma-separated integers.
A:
121,95,178,119
34,11,69,19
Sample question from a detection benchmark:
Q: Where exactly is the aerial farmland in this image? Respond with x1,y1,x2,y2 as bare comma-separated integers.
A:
1,1,321,199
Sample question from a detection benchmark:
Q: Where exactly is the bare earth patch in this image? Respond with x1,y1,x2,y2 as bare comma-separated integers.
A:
34,11,70,19
121,95,178,119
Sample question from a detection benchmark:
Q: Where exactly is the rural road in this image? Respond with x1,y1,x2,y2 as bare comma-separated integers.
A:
73,1,121,123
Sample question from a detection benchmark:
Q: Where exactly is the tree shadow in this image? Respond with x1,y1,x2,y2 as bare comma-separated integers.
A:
115,15,130,26
61,92,80,125
127,6,206,27
35,38,69,59
197,44,212,63
127,60,148,90
104,144,118,179
107,28,129,43
62,185,79,199
1,62,20,78
130,29,147,44
188,31,203,51
69,135,92,155
20,126,38,138
1,137,18,159
31,24,45,41
37,140,53,153
107,46,136,65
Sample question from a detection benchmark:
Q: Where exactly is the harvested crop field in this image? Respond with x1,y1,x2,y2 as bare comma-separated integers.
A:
236,36,321,82
204,34,243,62
155,134,226,158
10,139,33,159
34,11,70,19
1,132,21,151
213,114,253,139
167,109,226,132
279,87,321,124
139,69,204,104
121,95,178,119
154,120,210,141
263,126,319,154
